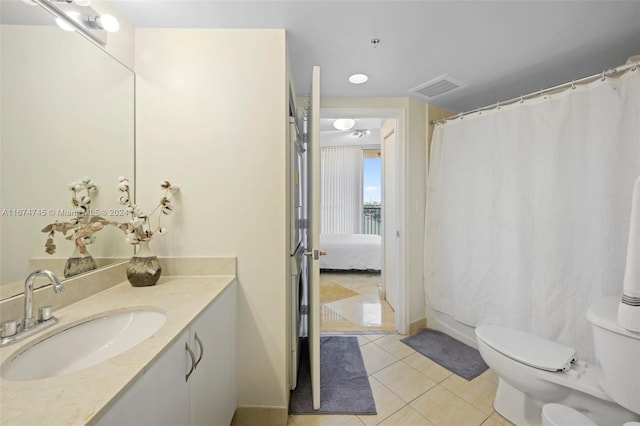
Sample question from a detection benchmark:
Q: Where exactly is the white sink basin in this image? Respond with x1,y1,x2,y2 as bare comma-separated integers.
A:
1,309,167,381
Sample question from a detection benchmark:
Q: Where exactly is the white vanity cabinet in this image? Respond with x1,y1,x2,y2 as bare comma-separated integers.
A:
96,283,237,426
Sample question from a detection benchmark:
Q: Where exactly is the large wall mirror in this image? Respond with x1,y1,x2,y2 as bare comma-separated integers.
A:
0,0,134,299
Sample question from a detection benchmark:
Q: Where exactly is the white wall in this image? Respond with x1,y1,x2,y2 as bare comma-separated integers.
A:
135,29,289,410
320,97,428,330
406,99,428,327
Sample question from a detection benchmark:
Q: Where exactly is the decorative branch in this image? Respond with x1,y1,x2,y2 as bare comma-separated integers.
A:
41,177,113,255
116,177,179,245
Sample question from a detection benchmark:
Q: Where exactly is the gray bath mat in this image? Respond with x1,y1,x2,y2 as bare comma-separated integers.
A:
289,336,376,415
401,328,488,380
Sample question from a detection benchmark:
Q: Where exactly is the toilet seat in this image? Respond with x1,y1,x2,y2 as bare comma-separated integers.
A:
542,404,597,426
475,325,576,372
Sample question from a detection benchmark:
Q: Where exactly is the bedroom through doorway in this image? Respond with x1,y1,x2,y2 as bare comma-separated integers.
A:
318,116,397,333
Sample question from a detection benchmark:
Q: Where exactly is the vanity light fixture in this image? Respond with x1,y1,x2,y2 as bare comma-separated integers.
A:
32,0,118,46
348,74,369,84
52,0,92,5
333,118,356,131
84,14,120,32
55,14,77,31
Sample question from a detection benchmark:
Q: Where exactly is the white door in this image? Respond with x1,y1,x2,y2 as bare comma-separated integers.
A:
305,65,322,410
383,125,398,311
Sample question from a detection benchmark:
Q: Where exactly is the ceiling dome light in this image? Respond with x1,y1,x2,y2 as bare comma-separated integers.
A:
333,119,356,131
74,0,91,6
348,74,369,84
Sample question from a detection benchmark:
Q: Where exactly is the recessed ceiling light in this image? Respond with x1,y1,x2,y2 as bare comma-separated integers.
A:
348,74,369,85
333,118,356,131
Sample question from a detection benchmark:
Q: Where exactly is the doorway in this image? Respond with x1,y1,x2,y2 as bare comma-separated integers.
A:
317,113,401,334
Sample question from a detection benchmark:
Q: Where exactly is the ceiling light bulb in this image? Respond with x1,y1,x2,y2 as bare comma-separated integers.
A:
334,119,356,131
348,74,369,84
55,17,76,32
96,14,119,32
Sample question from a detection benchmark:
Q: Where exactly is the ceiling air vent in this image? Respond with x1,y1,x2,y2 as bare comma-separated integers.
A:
409,74,466,100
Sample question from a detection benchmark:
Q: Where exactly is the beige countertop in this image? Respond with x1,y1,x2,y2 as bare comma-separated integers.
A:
0,274,236,425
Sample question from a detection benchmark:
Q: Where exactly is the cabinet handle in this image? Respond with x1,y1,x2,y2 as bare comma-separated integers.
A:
194,332,204,369
185,342,196,382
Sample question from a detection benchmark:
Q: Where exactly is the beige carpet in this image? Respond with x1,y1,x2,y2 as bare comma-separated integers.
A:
320,282,359,304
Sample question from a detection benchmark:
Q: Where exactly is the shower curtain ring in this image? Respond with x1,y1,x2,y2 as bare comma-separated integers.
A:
601,71,606,81
520,95,524,104
571,80,576,89
633,62,638,72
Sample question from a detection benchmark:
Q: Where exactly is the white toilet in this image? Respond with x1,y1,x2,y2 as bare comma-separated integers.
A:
542,403,597,426
475,296,640,426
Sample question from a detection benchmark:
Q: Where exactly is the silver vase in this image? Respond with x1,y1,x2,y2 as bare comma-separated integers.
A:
64,246,98,278
126,240,162,287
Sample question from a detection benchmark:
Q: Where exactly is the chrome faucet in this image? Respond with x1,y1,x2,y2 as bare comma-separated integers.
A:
22,270,64,330
0,270,64,347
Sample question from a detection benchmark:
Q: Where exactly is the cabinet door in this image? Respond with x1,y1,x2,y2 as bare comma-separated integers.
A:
190,284,237,426
95,329,191,426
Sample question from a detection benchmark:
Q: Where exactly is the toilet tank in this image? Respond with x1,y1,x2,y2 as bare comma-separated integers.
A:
587,297,640,415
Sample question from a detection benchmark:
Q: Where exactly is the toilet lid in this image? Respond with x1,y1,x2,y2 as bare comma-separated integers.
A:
475,325,576,371
542,404,597,426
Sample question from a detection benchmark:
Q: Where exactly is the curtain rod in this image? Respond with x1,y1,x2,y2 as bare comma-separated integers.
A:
429,60,639,125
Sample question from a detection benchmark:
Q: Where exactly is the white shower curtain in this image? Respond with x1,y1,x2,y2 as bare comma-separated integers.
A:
424,69,640,363
320,146,363,234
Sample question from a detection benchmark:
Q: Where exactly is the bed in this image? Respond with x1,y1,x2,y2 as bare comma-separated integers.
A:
319,234,382,271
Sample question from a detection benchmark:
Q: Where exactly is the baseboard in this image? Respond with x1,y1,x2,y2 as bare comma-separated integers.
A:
409,317,427,335
231,406,288,426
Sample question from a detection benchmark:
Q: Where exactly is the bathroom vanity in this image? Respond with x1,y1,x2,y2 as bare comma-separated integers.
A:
0,261,237,425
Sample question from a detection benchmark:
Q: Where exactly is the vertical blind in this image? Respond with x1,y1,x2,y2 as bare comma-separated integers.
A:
320,146,363,234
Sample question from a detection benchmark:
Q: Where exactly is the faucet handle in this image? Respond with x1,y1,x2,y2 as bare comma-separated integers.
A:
38,306,54,322
1,320,19,338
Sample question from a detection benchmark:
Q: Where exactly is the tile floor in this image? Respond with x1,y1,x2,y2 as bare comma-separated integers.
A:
320,272,395,333
309,272,512,425
288,333,514,426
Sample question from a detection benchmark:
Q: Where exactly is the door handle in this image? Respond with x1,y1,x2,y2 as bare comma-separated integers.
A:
185,342,196,382
303,249,326,260
194,332,204,369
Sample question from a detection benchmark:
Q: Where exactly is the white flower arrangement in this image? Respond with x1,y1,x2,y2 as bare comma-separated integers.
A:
117,177,179,244
42,177,112,255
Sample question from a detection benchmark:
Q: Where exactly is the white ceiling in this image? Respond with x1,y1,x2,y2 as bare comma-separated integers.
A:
111,1,640,113
320,117,386,146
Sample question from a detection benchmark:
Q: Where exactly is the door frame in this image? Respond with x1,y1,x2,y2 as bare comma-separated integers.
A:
319,106,408,334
